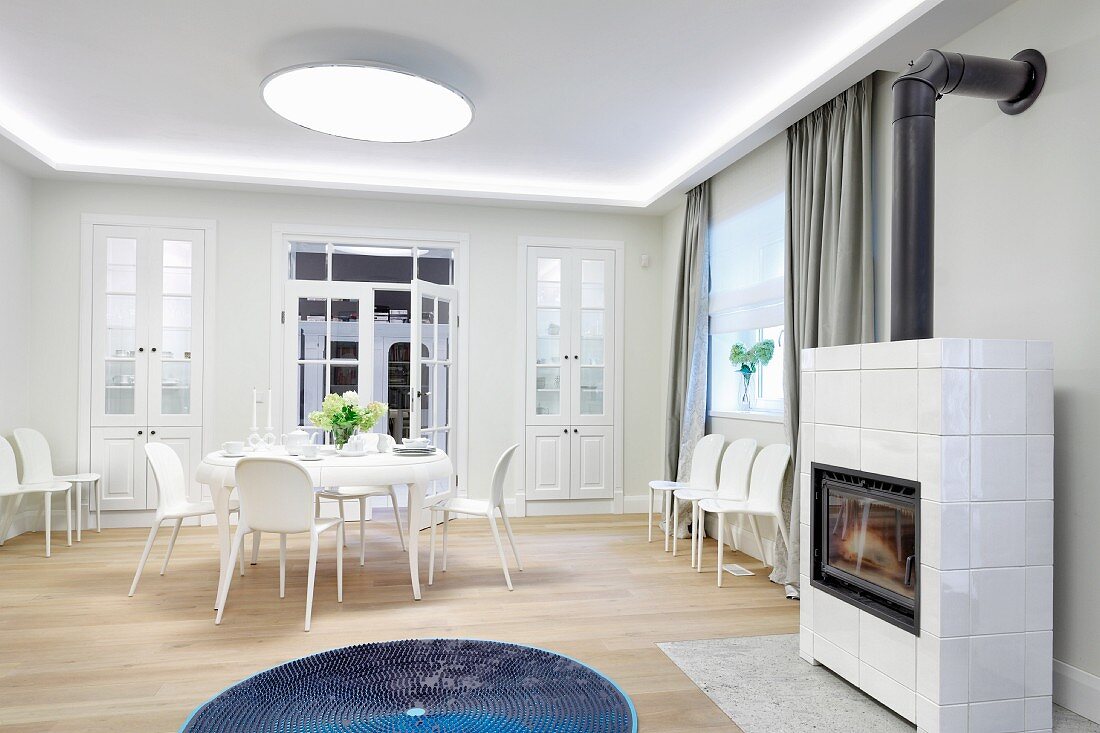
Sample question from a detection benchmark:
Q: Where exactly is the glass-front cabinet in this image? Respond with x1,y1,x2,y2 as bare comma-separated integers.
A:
88,224,205,511
524,244,617,502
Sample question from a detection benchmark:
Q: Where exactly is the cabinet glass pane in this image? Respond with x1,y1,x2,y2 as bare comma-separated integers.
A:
297,363,325,426
163,266,192,295
105,361,136,415
161,361,191,415
298,298,327,360
289,242,327,281
535,366,562,416
331,299,359,360
162,296,192,328
162,239,192,294
580,259,605,308
580,311,605,365
536,282,561,307
106,294,137,355
107,265,136,293
333,246,413,283
579,367,605,415
536,258,561,282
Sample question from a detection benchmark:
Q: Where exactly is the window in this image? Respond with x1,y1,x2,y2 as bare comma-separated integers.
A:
707,138,786,415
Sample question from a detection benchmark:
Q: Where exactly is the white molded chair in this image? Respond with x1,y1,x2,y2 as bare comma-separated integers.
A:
314,485,406,566
428,444,520,591
130,442,241,596
0,436,72,557
648,434,725,558
680,438,758,571
698,443,792,587
13,428,101,540
216,457,343,632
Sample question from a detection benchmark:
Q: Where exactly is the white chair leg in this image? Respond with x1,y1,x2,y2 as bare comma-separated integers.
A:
160,517,183,575
0,493,24,546
315,495,321,519
689,501,697,568
94,479,102,533
44,492,52,558
279,534,287,599
389,488,406,551
304,532,319,632
238,534,246,576
717,513,726,588
748,514,766,566
672,497,679,557
65,488,72,547
442,510,449,572
215,525,245,625
648,489,654,542
487,512,513,591
696,508,705,572
359,497,366,567
775,512,791,560
664,491,672,553
76,483,83,542
499,505,522,570
251,530,262,565
129,522,161,596
336,523,343,603
337,500,347,547
428,509,438,586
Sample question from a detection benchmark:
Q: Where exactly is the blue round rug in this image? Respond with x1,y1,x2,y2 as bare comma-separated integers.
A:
181,638,637,732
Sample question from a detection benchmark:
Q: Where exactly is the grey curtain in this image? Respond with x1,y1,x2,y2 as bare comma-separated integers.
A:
776,78,875,589
665,181,711,512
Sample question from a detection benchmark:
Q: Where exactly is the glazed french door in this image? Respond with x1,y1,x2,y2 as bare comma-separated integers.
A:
410,280,458,458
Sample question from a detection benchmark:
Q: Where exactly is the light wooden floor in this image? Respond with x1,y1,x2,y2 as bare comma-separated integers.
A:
0,514,797,732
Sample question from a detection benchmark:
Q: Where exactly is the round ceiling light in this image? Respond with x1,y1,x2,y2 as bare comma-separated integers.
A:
261,63,473,143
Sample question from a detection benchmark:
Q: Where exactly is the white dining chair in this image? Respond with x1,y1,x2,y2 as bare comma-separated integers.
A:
0,436,72,557
428,444,520,591
678,438,758,572
129,442,241,596
216,456,344,632
648,434,726,553
314,485,406,566
12,428,101,541
698,443,792,587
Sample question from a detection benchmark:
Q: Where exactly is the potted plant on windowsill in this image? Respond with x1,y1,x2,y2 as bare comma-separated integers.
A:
729,340,775,411
308,391,387,448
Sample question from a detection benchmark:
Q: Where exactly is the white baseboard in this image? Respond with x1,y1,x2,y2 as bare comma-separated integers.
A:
1054,659,1100,723
623,493,651,514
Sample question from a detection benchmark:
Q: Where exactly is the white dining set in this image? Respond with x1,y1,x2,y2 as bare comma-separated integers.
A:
648,435,791,585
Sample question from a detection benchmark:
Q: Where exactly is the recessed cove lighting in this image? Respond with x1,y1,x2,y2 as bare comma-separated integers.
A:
261,63,473,143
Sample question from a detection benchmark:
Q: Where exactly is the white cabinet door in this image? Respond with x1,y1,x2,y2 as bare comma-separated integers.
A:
525,426,570,500
570,426,614,499
146,427,204,505
569,249,615,426
91,427,148,510
526,248,573,426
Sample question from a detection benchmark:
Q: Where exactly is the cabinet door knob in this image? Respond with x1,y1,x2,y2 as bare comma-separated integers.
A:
574,355,579,360
151,347,157,353
137,430,143,435
563,428,567,434
138,347,144,353
573,428,578,433
150,430,157,436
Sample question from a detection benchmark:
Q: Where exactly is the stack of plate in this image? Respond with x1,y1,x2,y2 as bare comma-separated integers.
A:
393,445,435,456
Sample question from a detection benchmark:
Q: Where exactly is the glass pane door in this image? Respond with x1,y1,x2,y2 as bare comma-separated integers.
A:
148,228,204,427
411,279,458,510
526,249,571,424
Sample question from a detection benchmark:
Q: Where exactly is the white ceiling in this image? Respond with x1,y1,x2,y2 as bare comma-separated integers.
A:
0,0,1012,210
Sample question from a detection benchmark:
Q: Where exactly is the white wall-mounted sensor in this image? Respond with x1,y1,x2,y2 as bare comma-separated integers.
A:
640,254,650,268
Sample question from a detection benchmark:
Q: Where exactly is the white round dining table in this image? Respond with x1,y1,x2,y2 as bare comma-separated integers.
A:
196,447,454,603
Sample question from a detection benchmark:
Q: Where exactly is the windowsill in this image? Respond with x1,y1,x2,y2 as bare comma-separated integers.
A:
708,409,784,424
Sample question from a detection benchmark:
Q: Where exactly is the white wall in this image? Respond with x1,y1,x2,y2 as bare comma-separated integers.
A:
27,180,665,505
870,0,1100,713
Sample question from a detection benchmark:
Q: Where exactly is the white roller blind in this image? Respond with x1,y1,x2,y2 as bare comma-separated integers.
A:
708,135,785,334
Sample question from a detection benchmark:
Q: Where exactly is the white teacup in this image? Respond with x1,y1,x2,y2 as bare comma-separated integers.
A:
222,441,245,456
299,443,320,459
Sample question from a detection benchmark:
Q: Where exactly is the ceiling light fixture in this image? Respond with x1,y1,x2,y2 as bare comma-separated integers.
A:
261,63,473,143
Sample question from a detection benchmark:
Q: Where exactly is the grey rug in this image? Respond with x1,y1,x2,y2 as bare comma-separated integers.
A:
658,634,1098,733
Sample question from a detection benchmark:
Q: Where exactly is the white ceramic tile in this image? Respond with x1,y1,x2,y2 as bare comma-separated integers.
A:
1025,631,1053,696
862,341,919,370
917,632,969,705
800,424,815,474
919,369,971,436
922,501,970,570
799,522,810,577
1026,436,1054,500
970,436,1027,501
1026,371,1054,435
799,624,814,660
969,633,1025,702
921,566,970,638
918,338,971,369
918,435,970,503
969,699,1026,733
801,371,815,424
813,632,859,684
859,611,916,688
815,344,861,371
800,574,813,628
862,369,919,432
860,429,918,481
816,370,861,427
814,589,860,655
801,348,816,372
1026,341,1054,371
814,424,860,469
971,339,1027,369
1025,501,1054,566
970,502,1027,568
799,471,811,526
916,695,969,733
1024,566,1054,632
1025,696,1053,731
971,370,1027,435
970,568,1025,635
860,662,917,722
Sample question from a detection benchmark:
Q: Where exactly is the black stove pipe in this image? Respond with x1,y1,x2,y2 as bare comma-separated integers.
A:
890,49,1046,341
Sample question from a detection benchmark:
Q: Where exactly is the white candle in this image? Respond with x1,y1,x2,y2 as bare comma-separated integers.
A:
266,388,273,429
251,387,258,428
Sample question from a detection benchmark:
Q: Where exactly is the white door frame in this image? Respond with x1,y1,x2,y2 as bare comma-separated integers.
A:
270,224,470,498
515,236,625,517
